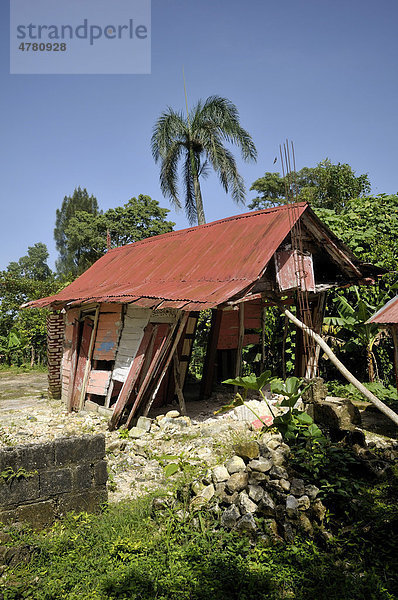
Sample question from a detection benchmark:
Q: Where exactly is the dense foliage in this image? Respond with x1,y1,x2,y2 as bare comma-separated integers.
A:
0,245,62,366
0,192,174,366
249,159,370,213
64,195,175,275
54,187,100,277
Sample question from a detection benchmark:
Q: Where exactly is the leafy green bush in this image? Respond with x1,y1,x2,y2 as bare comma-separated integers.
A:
327,380,398,409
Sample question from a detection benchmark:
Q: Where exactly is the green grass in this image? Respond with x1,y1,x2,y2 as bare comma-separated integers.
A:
1,460,397,600
0,365,48,376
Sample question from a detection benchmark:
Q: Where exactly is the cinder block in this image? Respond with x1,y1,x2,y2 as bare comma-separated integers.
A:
0,442,54,475
17,500,56,530
54,435,105,466
74,463,93,490
58,489,108,516
93,460,108,486
40,468,73,497
0,473,40,507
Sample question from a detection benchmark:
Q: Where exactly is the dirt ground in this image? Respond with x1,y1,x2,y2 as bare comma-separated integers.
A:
0,371,396,503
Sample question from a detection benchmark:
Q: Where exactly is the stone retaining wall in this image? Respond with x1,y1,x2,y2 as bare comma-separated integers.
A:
0,434,107,529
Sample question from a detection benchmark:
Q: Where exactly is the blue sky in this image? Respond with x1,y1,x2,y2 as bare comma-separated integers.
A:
1,0,397,270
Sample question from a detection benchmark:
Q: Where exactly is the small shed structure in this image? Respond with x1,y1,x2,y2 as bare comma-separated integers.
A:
24,203,382,429
367,295,398,392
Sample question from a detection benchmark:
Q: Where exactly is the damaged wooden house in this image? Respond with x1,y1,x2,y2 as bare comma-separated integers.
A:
24,203,382,429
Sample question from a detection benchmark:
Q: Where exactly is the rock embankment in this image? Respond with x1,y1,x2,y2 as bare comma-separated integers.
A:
189,432,327,542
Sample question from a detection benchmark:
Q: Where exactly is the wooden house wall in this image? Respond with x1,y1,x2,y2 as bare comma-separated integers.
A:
92,304,123,362
61,308,80,404
112,306,151,382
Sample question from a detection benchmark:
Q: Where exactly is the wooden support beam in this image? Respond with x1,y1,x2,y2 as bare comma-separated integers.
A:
234,303,245,379
141,313,189,418
70,317,94,411
78,305,99,411
200,309,222,399
108,324,156,431
125,323,176,426
66,318,80,412
305,292,327,379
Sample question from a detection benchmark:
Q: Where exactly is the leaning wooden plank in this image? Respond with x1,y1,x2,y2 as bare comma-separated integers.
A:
78,306,99,411
283,307,398,426
142,313,189,418
125,324,173,428
71,317,94,411
66,318,80,412
108,324,156,431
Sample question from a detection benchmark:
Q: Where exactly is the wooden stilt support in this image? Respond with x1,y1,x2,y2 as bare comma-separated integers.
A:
234,303,245,379
66,318,80,412
200,309,222,399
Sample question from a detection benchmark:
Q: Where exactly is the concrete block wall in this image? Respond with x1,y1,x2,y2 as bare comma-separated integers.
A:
47,311,65,399
0,434,107,529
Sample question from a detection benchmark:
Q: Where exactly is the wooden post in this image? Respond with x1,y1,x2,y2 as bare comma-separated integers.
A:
261,306,266,371
305,292,327,378
78,305,99,411
66,319,80,412
200,309,222,399
234,303,245,380
391,325,398,394
125,323,175,426
141,313,189,418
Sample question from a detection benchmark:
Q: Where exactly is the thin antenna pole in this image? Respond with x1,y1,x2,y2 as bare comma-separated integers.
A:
182,66,191,129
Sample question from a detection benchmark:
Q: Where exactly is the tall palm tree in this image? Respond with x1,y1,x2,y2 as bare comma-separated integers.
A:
151,96,257,225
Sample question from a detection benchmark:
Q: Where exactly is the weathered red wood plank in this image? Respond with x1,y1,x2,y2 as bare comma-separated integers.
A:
125,324,172,427
66,318,80,411
70,318,93,411
87,370,111,395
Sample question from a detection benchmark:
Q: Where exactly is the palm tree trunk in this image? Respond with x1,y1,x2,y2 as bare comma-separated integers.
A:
189,147,206,225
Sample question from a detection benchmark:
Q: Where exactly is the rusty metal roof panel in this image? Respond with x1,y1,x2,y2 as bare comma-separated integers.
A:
24,204,309,310
367,296,398,325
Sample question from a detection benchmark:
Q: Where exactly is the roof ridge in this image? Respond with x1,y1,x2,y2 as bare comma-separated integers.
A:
109,203,308,253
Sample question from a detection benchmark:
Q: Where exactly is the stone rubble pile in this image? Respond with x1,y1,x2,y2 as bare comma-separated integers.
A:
190,431,328,542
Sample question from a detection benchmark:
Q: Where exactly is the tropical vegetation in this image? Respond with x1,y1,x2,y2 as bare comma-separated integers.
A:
151,95,257,224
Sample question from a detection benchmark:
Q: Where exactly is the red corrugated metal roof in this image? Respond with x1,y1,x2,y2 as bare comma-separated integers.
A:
23,203,311,310
367,296,398,325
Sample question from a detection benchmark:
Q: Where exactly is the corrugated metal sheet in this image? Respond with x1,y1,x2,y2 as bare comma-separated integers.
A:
367,296,398,325
25,204,309,310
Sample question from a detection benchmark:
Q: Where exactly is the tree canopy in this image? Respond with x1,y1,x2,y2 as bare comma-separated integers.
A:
249,159,370,213
151,95,257,225
0,243,60,365
63,195,175,275
54,187,100,276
